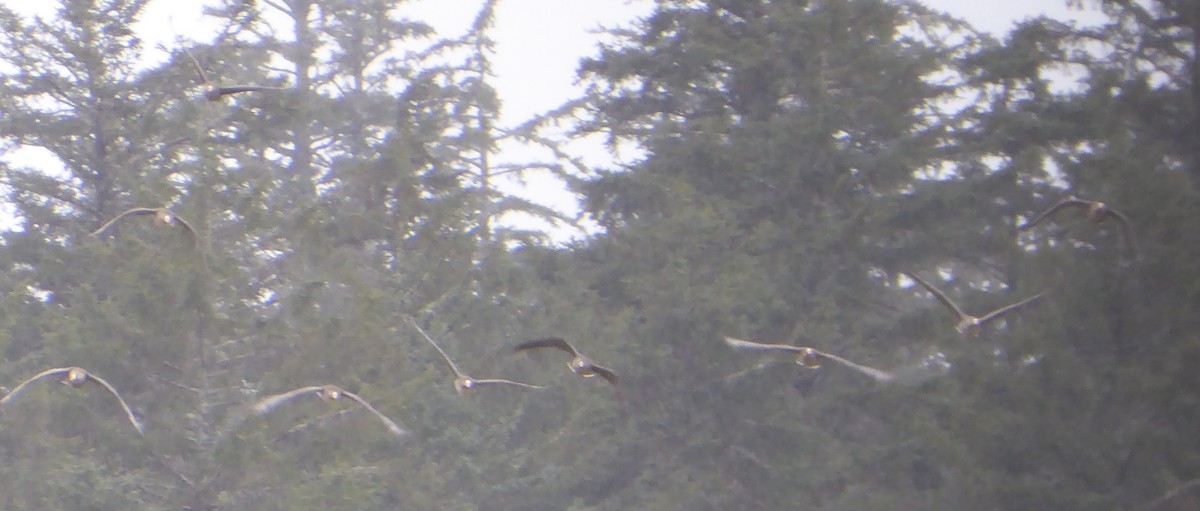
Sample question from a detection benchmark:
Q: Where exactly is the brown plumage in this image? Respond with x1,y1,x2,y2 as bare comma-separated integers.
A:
904,271,1045,336
723,336,895,382
513,337,618,386
410,321,543,394
1019,196,1138,258
248,384,406,437
90,207,196,241
0,367,144,434
184,47,284,101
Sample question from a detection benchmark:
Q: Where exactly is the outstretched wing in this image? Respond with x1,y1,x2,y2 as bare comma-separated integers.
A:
90,208,159,237
249,386,323,415
723,336,807,354
0,367,71,406
904,272,969,321
811,350,895,383
1018,198,1091,231
471,378,544,390
84,372,145,435
514,337,580,357
169,214,198,240
217,85,284,97
977,291,1046,326
182,47,210,84
589,364,620,386
1103,208,1140,260
410,321,464,377
339,391,407,437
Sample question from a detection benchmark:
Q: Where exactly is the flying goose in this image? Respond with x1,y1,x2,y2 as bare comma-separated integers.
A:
0,367,144,434
513,338,618,386
410,321,543,394
904,271,1044,336
723,336,895,382
1019,196,1138,257
248,385,406,437
90,207,196,240
184,47,284,102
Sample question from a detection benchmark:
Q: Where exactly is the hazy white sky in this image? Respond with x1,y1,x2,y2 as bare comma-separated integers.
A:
0,0,1105,125
0,0,1104,238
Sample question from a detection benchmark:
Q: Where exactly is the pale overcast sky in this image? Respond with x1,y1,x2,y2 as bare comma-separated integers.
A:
0,1,1104,238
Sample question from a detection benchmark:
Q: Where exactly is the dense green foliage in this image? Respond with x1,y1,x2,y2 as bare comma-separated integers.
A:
0,0,1197,509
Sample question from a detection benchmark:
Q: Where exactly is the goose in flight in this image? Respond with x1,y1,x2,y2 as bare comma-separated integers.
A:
513,338,618,386
0,367,144,435
90,207,196,240
184,47,284,102
904,271,1044,336
1019,196,1138,258
723,336,895,382
248,385,406,437
410,321,543,394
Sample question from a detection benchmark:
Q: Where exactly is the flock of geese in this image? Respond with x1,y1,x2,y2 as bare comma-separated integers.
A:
0,326,620,438
0,45,631,437
0,43,1140,444
724,196,1136,381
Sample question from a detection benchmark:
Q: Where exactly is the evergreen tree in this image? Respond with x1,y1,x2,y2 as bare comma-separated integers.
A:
513,1,981,508
3,0,1196,509
0,0,211,508
972,2,1200,509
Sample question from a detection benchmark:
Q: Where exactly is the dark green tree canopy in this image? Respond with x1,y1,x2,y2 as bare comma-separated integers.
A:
0,0,1197,510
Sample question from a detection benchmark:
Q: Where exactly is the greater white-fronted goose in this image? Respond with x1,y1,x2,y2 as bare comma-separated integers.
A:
905,271,1044,336
1020,196,1138,257
513,338,618,386
723,336,895,382
248,384,406,437
0,366,144,434
184,47,283,102
410,321,542,394
90,207,196,240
